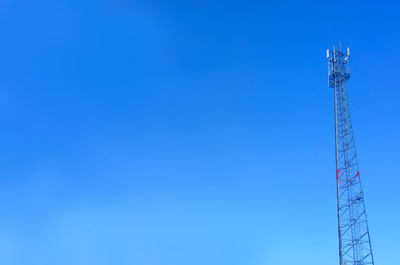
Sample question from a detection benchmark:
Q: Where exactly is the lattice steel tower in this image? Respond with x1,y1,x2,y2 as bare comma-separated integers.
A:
327,46,375,265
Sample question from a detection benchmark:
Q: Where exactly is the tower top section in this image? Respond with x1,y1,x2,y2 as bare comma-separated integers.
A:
327,46,351,88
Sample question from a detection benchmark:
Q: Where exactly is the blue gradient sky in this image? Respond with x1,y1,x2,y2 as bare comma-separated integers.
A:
1,1,399,264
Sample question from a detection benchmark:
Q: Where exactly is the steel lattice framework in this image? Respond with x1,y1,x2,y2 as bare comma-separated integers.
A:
327,46,375,265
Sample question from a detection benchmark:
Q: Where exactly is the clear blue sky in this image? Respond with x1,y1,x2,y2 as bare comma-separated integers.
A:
0,0,399,264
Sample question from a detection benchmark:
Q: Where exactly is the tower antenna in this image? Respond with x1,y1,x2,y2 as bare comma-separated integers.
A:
327,46,375,265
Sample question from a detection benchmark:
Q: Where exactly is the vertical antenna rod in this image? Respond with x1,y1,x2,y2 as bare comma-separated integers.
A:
327,46,375,265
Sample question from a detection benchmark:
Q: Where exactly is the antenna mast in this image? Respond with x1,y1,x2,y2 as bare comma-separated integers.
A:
327,46,375,265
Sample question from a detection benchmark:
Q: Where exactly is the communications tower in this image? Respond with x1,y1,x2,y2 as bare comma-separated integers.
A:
327,46,375,265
